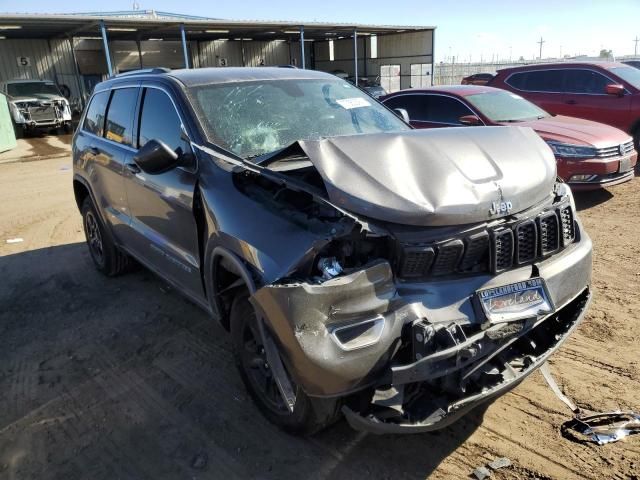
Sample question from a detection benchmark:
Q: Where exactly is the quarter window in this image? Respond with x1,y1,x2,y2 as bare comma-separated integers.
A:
138,88,188,157
564,69,610,94
82,91,110,136
104,88,138,146
508,70,563,92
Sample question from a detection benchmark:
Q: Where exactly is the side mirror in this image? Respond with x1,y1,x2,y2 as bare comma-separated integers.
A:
394,108,410,123
133,139,179,174
605,84,625,97
459,114,482,126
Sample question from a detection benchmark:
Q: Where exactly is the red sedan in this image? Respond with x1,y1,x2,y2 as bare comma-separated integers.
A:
381,85,637,190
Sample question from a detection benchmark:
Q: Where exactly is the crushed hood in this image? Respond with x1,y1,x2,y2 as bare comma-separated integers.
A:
263,126,557,227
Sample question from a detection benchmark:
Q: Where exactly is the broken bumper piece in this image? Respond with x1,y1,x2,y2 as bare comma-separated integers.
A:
343,288,592,434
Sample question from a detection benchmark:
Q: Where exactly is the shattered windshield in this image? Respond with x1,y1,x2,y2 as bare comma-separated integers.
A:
190,78,409,158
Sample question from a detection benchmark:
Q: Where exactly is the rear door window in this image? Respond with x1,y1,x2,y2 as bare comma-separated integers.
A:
137,88,188,156
425,95,474,124
508,70,564,92
104,88,138,147
82,91,110,136
564,69,610,94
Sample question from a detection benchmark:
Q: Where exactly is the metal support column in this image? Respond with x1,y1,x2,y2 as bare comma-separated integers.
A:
99,20,113,77
431,29,435,86
180,24,190,68
353,28,358,86
136,36,143,69
67,36,86,109
299,26,305,69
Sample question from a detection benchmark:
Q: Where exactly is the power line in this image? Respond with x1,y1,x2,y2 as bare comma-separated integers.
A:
537,36,545,59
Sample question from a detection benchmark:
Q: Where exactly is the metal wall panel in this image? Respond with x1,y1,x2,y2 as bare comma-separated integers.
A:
0,39,55,82
197,40,244,67
243,40,289,66
0,38,84,101
313,31,433,91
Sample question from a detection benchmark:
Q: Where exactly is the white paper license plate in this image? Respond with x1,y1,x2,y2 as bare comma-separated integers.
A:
477,278,554,323
619,155,633,172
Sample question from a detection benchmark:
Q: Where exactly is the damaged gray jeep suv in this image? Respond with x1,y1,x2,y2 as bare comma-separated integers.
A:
73,67,592,434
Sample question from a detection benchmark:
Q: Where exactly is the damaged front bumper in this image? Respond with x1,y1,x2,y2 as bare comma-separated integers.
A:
250,226,592,434
343,287,591,434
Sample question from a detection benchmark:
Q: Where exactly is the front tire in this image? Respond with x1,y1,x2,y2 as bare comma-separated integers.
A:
81,196,131,276
230,294,342,435
12,121,25,139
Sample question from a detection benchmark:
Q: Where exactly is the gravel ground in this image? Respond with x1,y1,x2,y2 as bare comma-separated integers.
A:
0,157,638,480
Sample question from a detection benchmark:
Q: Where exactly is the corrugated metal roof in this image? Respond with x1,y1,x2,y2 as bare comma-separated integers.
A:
0,11,435,41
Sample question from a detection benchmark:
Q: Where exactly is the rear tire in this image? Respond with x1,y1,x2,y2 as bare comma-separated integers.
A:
230,294,342,435
81,196,131,276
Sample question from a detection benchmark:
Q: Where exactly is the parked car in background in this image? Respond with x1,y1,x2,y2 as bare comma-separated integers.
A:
1,79,72,137
381,85,637,190
73,67,592,435
346,76,388,98
461,73,495,85
622,60,640,69
488,62,640,147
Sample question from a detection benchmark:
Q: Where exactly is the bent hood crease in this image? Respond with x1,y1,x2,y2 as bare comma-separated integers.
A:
264,127,557,227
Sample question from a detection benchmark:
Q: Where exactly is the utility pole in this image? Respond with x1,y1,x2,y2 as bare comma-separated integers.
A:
537,36,545,59
634,36,639,57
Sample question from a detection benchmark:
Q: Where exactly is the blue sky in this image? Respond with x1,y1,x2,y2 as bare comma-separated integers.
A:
2,0,640,61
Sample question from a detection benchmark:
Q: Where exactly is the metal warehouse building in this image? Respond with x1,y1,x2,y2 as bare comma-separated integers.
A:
0,10,435,109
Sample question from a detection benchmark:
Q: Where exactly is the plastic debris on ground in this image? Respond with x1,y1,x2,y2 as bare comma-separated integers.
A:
6,238,23,244
541,362,640,445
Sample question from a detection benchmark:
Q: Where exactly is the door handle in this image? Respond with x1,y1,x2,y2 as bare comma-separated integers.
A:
565,100,577,105
89,147,100,155
125,163,141,174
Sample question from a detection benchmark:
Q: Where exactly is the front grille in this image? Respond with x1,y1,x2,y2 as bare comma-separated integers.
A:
431,240,464,276
493,229,514,272
538,212,560,255
559,206,575,246
397,202,576,279
515,220,537,264
460,231,490,271
595,140,634,158
399,246,435,278
28,105,56,122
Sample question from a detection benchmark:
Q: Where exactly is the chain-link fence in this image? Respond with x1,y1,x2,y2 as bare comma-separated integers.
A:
432,55,640,86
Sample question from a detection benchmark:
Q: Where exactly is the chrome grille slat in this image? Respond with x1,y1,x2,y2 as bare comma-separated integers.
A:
595,140,634,158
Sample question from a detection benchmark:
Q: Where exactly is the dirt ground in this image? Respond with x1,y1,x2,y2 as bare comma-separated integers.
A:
0,155,638,480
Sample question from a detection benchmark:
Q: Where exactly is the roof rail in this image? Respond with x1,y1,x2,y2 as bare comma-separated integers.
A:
115,68,171,78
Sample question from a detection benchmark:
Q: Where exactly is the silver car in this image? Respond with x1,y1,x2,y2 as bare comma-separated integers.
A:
2,79,72,137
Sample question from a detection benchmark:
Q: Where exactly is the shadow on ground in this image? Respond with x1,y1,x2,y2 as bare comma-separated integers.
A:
573,189,614,211
0,243,486,480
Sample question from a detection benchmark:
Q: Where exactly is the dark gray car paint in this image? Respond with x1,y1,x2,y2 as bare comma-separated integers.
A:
73,67,592,434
